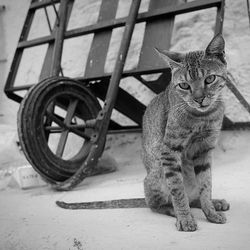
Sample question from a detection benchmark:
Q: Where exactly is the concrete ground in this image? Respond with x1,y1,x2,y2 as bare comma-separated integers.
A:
0,131,250,250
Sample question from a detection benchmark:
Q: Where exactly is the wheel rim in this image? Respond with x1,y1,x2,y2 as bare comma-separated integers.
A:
43,94,93,161
38,84,100,173
18,77,102,182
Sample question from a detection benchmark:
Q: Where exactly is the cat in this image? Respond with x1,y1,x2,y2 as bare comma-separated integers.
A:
56,34,230,232
141,33,230,231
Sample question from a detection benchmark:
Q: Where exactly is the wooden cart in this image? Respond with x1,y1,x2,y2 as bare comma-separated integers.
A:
4,0,249,190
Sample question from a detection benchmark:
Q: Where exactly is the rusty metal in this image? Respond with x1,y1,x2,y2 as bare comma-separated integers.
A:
51,0,60,24
215,0,225,34
44,7,53,32
225,72,250,114
50,0,68,76
247,0,250,28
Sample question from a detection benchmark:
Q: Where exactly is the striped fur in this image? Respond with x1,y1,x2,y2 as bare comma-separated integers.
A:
142,35,230,232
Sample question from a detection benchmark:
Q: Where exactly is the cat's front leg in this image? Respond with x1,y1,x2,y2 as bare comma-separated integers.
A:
161,141,197,232
194,151,227,224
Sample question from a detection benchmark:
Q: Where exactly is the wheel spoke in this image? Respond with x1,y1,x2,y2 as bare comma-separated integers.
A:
55,99,79,157
64,99,79,124
68,127,91,140
56,130,69,157
45,126,64,133
46,111,65,128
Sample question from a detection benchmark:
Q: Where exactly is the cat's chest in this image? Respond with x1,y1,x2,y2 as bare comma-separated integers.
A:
186,124,219,149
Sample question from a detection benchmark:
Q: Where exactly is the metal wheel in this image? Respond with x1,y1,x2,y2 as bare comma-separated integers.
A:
18,77,102,183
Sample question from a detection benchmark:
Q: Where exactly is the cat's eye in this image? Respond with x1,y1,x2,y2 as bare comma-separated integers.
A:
205,75,216,84
178,82,190,90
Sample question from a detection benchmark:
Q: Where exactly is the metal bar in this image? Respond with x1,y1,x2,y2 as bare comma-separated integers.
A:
247,0,250,28
45,126,63,133
214,0,225,34
18,35,54,49
46,123,96,132
30,0,60,10
5,68,170,94
4,91,23,103
51,0,69,76
108,127,142,134
46,123,90,130
77,67,169,81
46,111,91,139
51,0,60,24
225,72,250,114
44,7,53,33
6,84,34,92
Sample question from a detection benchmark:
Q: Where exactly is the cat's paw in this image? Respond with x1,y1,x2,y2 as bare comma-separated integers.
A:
212,199,230,211
206,211,227,224
176,214,198,232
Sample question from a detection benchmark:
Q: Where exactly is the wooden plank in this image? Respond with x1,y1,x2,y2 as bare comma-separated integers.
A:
65,0,222,40
84,0,119,78
18,0,222,50
137,0,183,71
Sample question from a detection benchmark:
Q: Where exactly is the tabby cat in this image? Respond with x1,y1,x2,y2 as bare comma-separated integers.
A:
56,34,230,232
142,34,230,231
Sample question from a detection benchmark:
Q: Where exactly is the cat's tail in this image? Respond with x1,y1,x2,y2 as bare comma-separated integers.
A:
56,198,147,210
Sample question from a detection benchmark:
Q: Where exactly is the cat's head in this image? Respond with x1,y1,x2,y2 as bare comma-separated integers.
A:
156,34,227,112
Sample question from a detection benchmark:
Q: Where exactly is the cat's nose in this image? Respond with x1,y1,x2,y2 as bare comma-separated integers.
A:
194,96,205,105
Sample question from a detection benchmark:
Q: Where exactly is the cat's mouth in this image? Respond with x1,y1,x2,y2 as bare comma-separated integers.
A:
200,103,210,108
193,103,211,112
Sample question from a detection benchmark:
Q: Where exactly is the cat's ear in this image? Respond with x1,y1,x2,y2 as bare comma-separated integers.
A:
154,48,183,69
205,34,226,63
